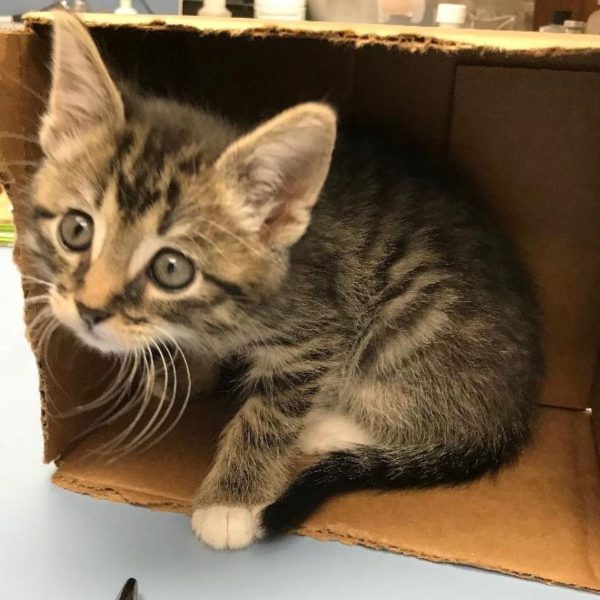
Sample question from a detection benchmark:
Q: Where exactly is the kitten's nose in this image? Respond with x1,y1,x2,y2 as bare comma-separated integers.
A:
76,301,112,329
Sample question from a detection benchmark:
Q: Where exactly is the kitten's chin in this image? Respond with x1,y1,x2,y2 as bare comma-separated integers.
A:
60,317,137,355
71,325,131,355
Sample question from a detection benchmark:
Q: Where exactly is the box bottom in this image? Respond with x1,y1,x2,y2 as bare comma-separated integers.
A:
53,404,600,591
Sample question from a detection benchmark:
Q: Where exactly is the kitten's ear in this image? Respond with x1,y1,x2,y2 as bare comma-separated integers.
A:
215,103,337,248
40,11,124,156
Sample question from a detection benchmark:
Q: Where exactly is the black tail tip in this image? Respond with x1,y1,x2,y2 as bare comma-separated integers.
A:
260,500,303,539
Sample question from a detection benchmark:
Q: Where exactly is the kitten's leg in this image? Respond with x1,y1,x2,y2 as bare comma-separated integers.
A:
191,392,309,550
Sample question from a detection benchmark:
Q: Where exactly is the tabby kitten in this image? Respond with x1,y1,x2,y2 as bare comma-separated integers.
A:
20,12,543,550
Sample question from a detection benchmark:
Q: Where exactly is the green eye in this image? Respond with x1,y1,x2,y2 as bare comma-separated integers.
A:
150,249,195,290
59,211,94,252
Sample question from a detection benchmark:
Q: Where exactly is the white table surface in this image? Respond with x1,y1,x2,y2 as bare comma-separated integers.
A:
0,247,595,600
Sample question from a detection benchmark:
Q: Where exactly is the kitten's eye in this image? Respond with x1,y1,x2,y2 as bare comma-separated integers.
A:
59,211,94,252
150,249,195,290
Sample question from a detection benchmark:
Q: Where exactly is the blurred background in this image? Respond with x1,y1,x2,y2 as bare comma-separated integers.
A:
3,1,174,12
2,0,600,56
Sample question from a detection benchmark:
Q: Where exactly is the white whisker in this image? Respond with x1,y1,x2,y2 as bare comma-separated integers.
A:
76,369,141,440
0,66,48,104
2,160,40,169
27,306,52,334
61,353,133,416
96,346,155,456
40,320,62,386
143,329,192,451
0,132,41,146
194,229,228,261
119,340,171,454
20,274,54,288
24,294,51,305
197,215,260,256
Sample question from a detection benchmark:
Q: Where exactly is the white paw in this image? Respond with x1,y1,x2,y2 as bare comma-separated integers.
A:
191,505,264,550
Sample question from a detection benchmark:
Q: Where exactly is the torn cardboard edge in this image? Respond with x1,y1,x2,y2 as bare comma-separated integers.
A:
300,525,599,594
24,11,600,53
52,474,189,513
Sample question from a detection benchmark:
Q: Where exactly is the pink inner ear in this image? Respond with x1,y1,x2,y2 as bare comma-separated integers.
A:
260,209,301,244
259,180,307,244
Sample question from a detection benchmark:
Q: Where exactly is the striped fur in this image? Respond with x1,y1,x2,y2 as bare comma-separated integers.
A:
19,13,543,549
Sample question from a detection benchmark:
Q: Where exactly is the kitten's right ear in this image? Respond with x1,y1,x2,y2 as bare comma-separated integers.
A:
40,11,124,157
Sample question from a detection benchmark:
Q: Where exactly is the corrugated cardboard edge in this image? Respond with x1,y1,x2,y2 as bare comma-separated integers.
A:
23,12,600,55
52,473,189,513
295,525,597,593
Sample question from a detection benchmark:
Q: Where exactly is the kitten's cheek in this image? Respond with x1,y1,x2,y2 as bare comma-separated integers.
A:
49,294,80,331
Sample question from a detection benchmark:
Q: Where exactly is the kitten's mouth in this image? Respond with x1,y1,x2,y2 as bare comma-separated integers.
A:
48,293,139,355
74,321,128,354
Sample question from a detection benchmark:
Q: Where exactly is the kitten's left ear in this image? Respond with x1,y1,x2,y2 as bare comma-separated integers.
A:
40,11,124,157
215,103,337,248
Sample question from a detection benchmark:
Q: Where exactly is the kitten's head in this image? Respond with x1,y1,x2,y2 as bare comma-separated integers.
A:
24,12,336,355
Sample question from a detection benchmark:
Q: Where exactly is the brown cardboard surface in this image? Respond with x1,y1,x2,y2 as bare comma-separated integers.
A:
352,46,456,155
4,15,600,593
301,408,600,591
0,31,41,190
594,402,600,468
53,407,600,591
34,329,120,462
52,396,224,513
449,67,600,409
592,358,600,466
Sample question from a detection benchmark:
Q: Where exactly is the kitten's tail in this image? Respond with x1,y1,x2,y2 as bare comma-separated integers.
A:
260,440,522,537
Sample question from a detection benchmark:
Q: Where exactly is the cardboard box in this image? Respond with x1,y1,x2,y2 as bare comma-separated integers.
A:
2,12,600,592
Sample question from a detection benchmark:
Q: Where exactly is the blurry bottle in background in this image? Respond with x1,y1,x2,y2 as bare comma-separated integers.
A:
308,0,429,25
114,0,138,14
538,9,571,31
436,3,467,26
308,0,378,22
464,0,533,30
378,0,427,24
255,0,306,20
198,0,233,16
308,0,535,29
563,19,585,32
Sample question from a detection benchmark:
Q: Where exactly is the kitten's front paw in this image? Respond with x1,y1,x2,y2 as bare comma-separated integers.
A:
191,505,264,550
